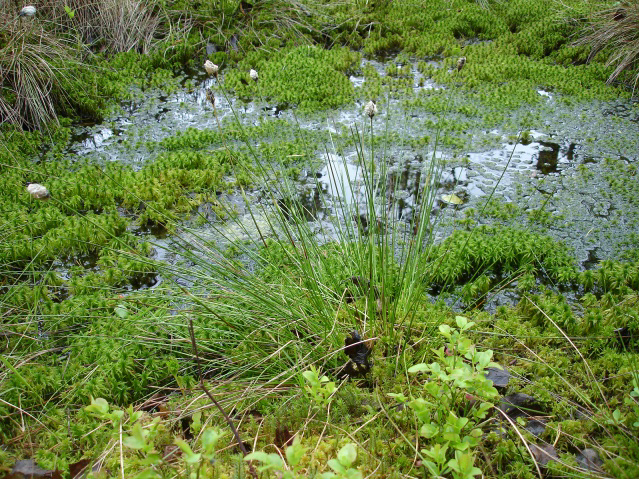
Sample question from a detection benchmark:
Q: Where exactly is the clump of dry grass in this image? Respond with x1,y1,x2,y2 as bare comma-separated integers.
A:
87,0,160,53
41,0,161,53
0,6,83,129
202,0,327,48
575,0,639,91
0,0,165,130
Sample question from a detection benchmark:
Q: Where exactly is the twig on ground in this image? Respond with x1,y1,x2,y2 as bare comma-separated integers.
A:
495,407,543,479
188,317,257,479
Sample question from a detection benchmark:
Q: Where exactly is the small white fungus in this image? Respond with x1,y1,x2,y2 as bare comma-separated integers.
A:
27,183,50,200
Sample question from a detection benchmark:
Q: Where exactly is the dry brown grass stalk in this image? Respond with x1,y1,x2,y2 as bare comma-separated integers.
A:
575,0,639,91
0,9,82,129
0,0,167,130
39,0,161,53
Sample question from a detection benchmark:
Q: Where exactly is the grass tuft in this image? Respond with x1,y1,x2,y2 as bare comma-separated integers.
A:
0,6,84,130
574,0,639,91
40,0,163,53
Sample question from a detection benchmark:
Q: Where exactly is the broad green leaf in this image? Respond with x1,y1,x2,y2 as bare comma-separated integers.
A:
447,412,469,430
201,428,222,455
123,423,147,450
441,194,464,205
422,444,448,464
449,451,482,478
407,363,429,373
302,370,318,386
244,451,272,463
387,392,408,402
245,452,283,471
612,409,622,423
191,412,202,435
327,458,346,474
424,381,440,398
344,469,363,479
422,459,440,477
86,397,109,416
174,439,201,464
420,423,439,438
64,5,75,19
473,402,493,420
439,324,452,338
457,337,472,354
115,305,128,319
456,316,475,331
473,350,493,370
324,381,336,395
139,453,161,466
111,410,124,421
442,431,463,445
285,437,307,467
455,316,469,329
337,443,357,468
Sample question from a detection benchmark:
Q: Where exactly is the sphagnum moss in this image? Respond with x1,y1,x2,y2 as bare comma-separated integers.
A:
2,1,639,478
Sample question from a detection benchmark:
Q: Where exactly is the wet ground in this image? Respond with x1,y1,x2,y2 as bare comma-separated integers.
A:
56,56,639,296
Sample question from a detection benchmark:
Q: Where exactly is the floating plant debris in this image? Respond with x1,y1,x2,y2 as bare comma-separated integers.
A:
440,193,464,205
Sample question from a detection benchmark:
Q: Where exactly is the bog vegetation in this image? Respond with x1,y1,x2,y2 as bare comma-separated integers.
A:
1,1,638,479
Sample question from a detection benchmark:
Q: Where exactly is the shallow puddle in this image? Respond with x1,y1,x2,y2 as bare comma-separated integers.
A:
57,55,638,295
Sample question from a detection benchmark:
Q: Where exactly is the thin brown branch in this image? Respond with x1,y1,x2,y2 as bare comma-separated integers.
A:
188,318,257,479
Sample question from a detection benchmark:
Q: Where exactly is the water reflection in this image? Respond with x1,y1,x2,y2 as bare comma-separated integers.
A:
318,153,363,205
536,141,560,174
57,52,638,294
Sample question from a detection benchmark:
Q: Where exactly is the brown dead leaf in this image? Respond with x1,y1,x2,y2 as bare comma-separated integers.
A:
69,459,91,479
275,423,293,448
163,445,181,463
576,448,604,473
530,444,558,467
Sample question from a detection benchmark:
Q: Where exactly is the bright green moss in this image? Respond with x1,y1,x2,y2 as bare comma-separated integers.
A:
2,1,639,476
223,46,359,111
424,225,579,287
